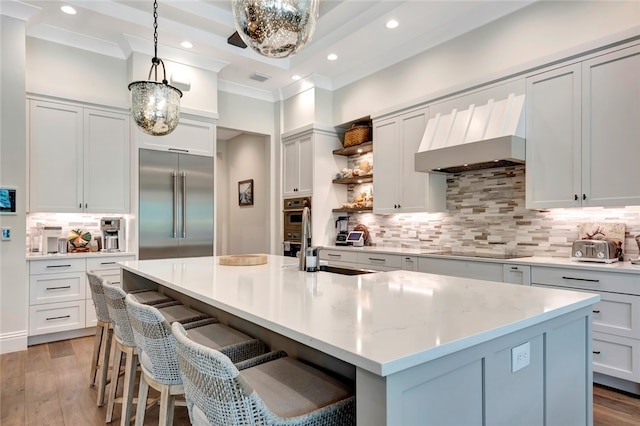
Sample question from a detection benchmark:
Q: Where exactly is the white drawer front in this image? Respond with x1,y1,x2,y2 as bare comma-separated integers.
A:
357,252,401,269
592,293,640,339
531,266,638,294
29,258,85,275
85,299,97,328
593,332,640,382
86,255,134,272
418,257,503,282
29,301,86,335
30,272,86,305
402,256,418,271
320,250,358,264
502,264,531,285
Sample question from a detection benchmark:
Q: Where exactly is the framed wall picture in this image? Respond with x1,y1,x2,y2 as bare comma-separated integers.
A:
238,179,254,206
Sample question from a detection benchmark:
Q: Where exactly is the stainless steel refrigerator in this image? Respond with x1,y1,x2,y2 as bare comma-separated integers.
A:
139,149,214,260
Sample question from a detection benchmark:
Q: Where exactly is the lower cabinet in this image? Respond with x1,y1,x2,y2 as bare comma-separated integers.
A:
29,255,134,336
531,266,640,385
418,257,504,282
502,264,531,285
319,250,419,272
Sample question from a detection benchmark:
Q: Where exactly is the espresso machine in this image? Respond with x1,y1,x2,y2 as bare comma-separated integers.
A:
100,217,125,252
42,226,62,254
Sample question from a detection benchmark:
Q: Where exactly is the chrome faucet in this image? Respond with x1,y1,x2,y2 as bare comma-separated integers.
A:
299,206,311,271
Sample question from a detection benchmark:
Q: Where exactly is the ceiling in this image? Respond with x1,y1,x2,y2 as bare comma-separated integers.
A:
12,0,537,98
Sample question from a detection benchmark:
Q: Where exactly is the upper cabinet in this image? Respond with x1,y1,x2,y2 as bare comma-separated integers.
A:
134,117,215,157
373,106,446,214
526,44,640,209
28,99,130,213
282,133,313,197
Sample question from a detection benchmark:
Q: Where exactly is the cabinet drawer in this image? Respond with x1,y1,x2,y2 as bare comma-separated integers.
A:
320,250,358,264
357,252,401,269
503,264,531,285
29,301,86,335
531,266,637,294
29,258,85,275
30,272,85,305
593,332,640,382
86,255,134,272
593,292,640,339
402,256,418,271
418,257,503,282
86,299,97,328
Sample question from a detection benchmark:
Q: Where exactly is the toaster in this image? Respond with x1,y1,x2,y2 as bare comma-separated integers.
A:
571,239,619,263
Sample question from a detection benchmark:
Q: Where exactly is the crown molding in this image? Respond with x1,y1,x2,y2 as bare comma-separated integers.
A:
0,0,40,22
217,79,275,103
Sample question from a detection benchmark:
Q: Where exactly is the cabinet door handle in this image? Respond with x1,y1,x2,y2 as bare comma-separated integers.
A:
100,262,117,265
327,254,341,258
583,194,587,201
79,203,82,208
511,266,519,270
46,315,71,321
46,286,71,290
369,257,386,262
181,171,187,238
574,194,578,201
593,310,600,313
593,351,601,355
172,171,178,238
46,264,72,269
562,276,600,283
85,203,88,209
168,147,189,153
405,257,413,261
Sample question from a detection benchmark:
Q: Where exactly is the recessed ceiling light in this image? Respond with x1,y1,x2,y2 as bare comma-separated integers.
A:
291,75,302,81
386,19,399,29
327,53,338,61
180,41,193,49
61,5,76,15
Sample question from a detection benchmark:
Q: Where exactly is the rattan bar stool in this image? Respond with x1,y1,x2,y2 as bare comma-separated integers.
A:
172,322,356,426
125,294,266,426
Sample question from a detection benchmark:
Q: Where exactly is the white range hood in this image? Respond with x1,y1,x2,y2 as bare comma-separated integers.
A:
415,93,525,174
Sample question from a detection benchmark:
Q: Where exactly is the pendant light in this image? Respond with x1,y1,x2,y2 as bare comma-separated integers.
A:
232,0,319,59
128,0,182,136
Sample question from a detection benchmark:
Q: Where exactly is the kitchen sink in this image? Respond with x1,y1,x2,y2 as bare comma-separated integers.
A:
319,265,377,275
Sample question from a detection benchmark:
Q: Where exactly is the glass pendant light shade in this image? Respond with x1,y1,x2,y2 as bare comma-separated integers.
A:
128,0,182,136
232,0,319,58
129,80,182,136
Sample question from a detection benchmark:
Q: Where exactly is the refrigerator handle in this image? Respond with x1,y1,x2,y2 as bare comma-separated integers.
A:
172,171,178,238
181,171,187,238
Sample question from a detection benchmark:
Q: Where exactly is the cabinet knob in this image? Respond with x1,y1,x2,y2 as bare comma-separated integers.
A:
85,203,88,208
583,194,586,201
79,203,82,208
574,194,578,201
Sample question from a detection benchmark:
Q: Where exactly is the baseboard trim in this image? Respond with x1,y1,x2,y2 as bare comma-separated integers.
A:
594,372,640,396
27,327,95,346
0,330,28,354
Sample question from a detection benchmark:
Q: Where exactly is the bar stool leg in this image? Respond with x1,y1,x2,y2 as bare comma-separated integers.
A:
120,347,138,426
134,374,150,426
106,344,124,423
158,385,175,426
89,323,104,386
96,321,113,406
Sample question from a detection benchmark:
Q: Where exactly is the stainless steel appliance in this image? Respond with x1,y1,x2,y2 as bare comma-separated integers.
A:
283,196,311,258
335,216,349,246
139,149,214,260
42,226,62,254
571,239,619,263
100,217,125,252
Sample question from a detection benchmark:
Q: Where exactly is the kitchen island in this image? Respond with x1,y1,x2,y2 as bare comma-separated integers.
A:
120,255,599,425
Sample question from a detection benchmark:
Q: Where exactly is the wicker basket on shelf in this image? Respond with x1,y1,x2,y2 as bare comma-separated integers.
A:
343,123,371,147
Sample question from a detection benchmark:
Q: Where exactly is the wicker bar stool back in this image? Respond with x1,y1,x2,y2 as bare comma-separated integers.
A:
102,282,141,425
86,271,114,407
172,322,356,426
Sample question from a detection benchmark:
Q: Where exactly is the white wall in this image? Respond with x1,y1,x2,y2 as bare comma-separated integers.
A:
0,15,28,353
226,134,270,255
332,1,640,124
216,140,229,255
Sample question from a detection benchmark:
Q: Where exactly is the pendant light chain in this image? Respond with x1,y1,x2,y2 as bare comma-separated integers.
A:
153,0,158,60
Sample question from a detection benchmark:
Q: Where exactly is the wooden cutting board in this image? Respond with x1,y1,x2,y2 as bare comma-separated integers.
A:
219,254,268,266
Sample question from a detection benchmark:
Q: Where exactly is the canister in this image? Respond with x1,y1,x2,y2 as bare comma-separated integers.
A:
58,238,68,254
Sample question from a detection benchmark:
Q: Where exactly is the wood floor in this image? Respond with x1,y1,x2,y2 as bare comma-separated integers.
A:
1,335,639,425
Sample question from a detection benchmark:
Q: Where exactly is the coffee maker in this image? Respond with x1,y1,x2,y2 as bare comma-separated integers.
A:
100,217,125,252
335,216,350,246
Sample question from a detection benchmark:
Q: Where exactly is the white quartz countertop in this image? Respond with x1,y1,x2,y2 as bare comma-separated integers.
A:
120,255,598,376
26,251,135,260
323,245,640,274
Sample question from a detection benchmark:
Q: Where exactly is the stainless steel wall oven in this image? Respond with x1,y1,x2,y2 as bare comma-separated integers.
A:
283,196,311,257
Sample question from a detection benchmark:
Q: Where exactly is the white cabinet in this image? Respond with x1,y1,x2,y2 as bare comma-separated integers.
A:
29,255,134,337
526,44,640,209
531,266,640,385
417,257,504,282
402,256,418,271
282,134,313,196
502,264,531,285
28,99,130,213
373,107,446,214
357,252,401,271
135,117,215,157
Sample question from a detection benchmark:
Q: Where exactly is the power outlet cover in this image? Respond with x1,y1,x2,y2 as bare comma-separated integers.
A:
511,341,530,373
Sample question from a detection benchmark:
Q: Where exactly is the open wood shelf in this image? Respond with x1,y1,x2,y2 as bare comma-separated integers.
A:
332,207,373,213
332,175,373,185
332,141,373,156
